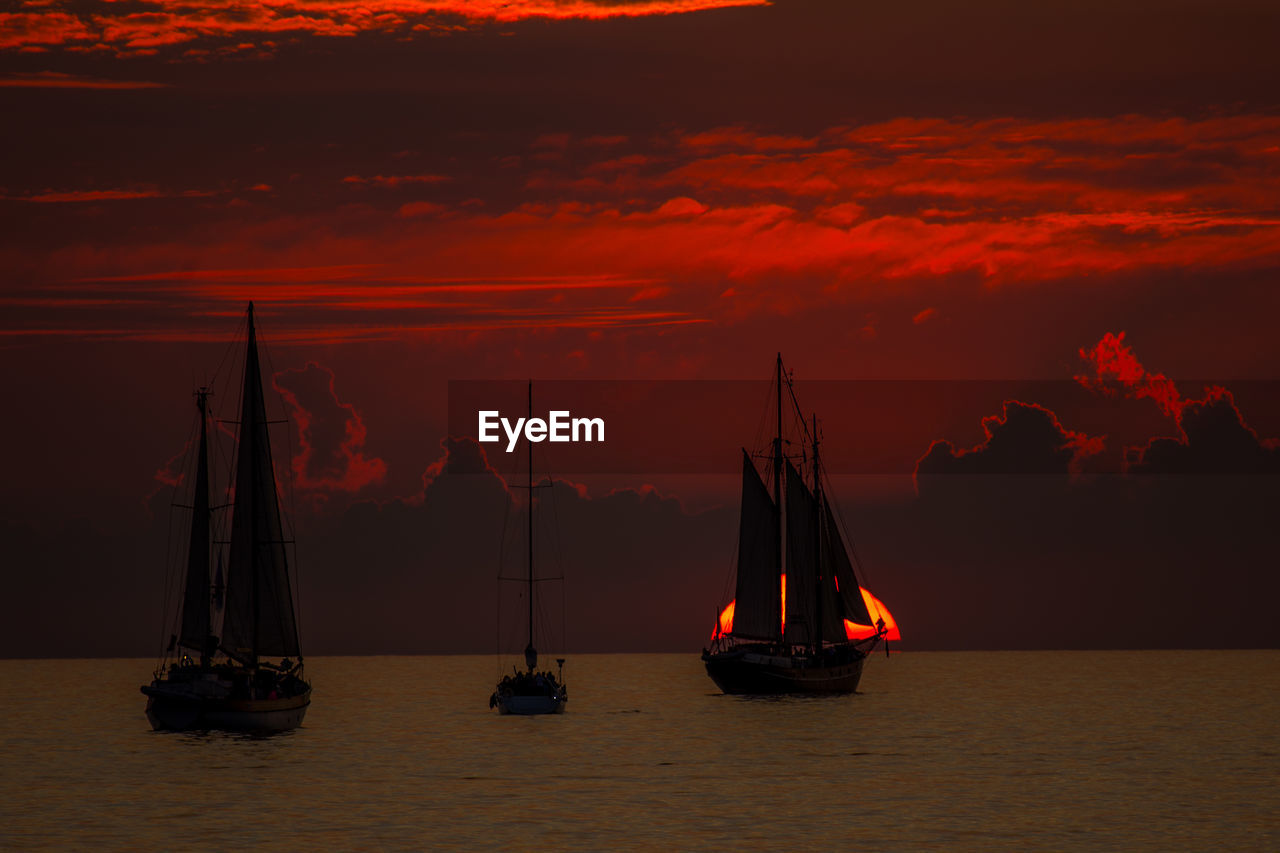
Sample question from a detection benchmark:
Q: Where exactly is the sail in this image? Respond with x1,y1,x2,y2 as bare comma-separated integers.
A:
783,461,817,645
731,450,781,640
221,305,302,662
824,501,874,627
178,397,212,656
814,500,847,643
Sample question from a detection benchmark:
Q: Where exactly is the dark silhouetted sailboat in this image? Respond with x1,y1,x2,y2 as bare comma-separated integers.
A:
703,354,887,694
489,382,567,715
142,303,311,732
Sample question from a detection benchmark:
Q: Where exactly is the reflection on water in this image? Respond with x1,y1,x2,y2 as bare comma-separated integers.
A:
2,652,1277,849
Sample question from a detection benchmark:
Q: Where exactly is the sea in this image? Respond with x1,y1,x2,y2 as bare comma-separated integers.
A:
2,651,1277,850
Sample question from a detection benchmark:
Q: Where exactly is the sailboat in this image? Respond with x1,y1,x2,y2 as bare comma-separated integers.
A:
141,303,311,732
489,383,568,715
702,354,887,694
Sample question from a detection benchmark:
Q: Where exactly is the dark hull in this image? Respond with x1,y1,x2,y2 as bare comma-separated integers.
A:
494,693,567,715
142,684,311,732
703,646,865,694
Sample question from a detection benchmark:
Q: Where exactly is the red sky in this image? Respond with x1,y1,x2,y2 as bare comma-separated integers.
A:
2,0,1278,655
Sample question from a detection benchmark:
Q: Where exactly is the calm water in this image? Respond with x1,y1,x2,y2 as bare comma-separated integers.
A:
2,652,1277,850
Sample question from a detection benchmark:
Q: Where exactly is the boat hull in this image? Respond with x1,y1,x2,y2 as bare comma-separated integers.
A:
703,648,865,695
493,693,566,716
142,685,311,732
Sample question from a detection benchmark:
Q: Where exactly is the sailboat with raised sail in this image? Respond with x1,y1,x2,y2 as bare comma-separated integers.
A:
141,303,311,732
489,382,568,715
702,354,888,694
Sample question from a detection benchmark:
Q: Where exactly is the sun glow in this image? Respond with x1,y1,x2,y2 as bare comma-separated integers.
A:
714,574,900,642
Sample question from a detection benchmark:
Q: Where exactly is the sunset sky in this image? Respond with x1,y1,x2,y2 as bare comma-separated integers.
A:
2,0,1278,657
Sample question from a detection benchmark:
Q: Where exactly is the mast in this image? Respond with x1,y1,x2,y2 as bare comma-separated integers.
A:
179,386,213,666
774,353,784,643
249,303,259,667
526,380,536,671
812,412,822,654
221,300,302,668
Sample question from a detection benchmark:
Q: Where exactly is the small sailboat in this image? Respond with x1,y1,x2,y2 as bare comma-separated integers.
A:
703,354,887,694
142,303,311,732
489,383,568,715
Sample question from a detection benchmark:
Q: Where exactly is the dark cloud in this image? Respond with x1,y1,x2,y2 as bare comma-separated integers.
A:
914,400,1104,487
1127,388,1280,474
6,431,1279,657
1076,332,1280,474
242,436,731,655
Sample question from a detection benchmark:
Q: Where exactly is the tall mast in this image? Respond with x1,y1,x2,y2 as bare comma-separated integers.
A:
774,353,784,643
179,386,213,666
812,412,822,654
248,302,259,668
197,388,211,665
221,300,302,667
527,380,535,668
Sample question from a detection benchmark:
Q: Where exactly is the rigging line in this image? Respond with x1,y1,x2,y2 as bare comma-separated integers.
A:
208,359,234,637
561,549,567,661
716,462,745,617
544,458,569,656
776,359,816,466
268,326,305,649
222,311,246,540
820,466,877,591
158,404,202,664
171,411,205,649
208,338,236,537
220,311,249,655
751,375,772,463
535,578,548,654
495,563,502,679
159,416,192,660
527,425,565,658
540,475,562,659
256,309,304,657
531,467,544,653
726,372,784,628
206,309,246,391
256,315,297,549
495,434,518,669
207,353,235,658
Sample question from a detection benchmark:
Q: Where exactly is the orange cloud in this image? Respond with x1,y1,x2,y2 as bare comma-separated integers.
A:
23,189,168,202
0,71,168,88
397,201,447,218
1077,331,1183,417
1,0,767,54
273,362,387,494
10,187,221,202
1075,332,1280,474
344,174,450,188
8,114,1280,343
679,126,818,152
